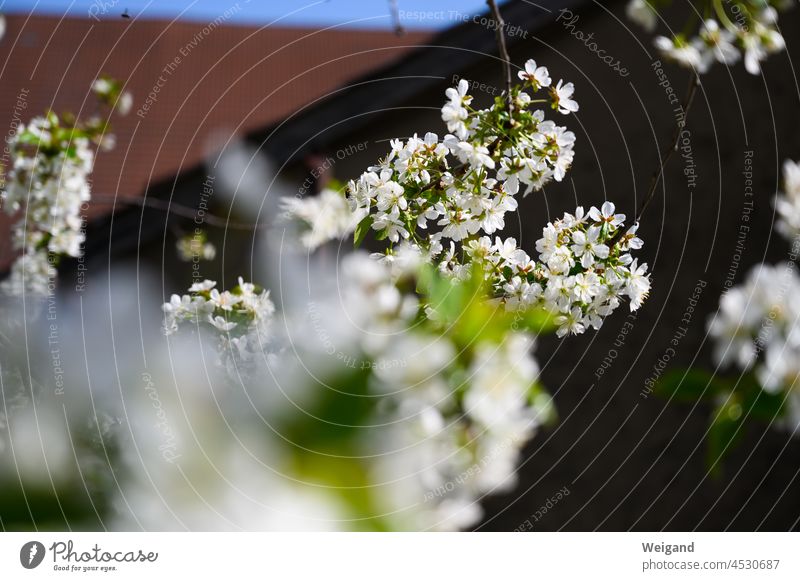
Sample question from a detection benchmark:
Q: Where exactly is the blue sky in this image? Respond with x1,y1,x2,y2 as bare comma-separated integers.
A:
0,0,507,30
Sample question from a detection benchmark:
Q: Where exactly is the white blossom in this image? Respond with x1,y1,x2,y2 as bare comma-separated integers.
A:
588,201,626,228
696,20,740,71
626,0,658,32
281,188,366,250
441,79,471,139
741,8,786,75
655,36,704,70
571,226,609,268
518,59,551,89
550,80,579,115
774,159,800,242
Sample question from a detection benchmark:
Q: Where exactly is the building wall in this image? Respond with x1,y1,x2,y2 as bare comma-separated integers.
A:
0,14,431,269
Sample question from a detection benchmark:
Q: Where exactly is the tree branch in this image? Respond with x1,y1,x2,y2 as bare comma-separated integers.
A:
388,0,405,35
486,0,514,121
609,73,701,248
91,194,267,230
634,73,701,226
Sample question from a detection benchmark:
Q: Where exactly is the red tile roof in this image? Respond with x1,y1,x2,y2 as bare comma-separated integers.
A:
0,14,432,266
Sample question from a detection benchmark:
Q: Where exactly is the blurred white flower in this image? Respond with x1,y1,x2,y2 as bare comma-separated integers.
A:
281,188,366,250
626,0,658,32
176,232,216,261
708,263,800,432
640,4,789,75
655,36,704,70
696,20,740,70
774,159,800,241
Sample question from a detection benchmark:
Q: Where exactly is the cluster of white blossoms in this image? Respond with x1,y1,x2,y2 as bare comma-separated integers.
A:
163,60,648,529
703,161,800,438
342,60,576,251
349,70,577,245
0,79,131,296
628,0,791,74
160,249,552,530
707,263,800,432
374,328,550,530
0,114,94,295
162,278,277,370
91,76,133,116
329,253,552,529
330,252,555,529
281,61,649,337
341,64,648,336
774,159,800,243
460,202,650,337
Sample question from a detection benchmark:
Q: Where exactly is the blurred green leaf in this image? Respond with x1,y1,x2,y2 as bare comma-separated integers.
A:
529,383,557,427
17,132,42,146
738,374,786,422
280,365,375,455
707,394,745,478
654,368,728,402
657,368,789,478
327,178,346,193
418,263,557,347
353,215,373,247
514,306,558,335
417,264,469,324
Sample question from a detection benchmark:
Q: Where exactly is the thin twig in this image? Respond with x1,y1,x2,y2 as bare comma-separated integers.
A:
610,73,701,247
388,0,405,35
91,194,266,230
635,73,701,226
486,0,514,122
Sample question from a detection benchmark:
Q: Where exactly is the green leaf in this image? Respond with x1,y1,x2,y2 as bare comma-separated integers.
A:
327,178,346,193
736,373,786,422
353,215,373,247
654,368,787,478
515,306,558,335
279,365,374,455
654,368,728,402
419,264,558,349
707,394,746,478
17,132,42,146
743,389,785,423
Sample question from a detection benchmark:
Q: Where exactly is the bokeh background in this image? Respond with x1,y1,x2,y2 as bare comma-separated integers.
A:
1,0,799,530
